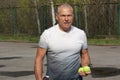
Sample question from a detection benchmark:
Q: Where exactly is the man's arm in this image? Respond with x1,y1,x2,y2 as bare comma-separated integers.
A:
79,49,91,76
34,47,47,80
81,49,90,66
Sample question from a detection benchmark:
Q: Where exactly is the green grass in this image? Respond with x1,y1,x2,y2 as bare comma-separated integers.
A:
0,35,120,45
0,35,39,43
88,38,120,45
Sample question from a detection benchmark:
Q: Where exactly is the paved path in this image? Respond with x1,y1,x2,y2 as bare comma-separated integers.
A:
0,42,120,80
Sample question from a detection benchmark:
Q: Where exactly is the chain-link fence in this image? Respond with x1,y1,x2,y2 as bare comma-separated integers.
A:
0,2,120,38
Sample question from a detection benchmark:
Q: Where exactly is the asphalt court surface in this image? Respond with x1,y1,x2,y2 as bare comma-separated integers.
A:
0,42,120,80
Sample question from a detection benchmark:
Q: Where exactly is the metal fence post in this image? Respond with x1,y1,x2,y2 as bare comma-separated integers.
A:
43,5,47,31
118,3,120,36
77,7,81,28
12,7,17,35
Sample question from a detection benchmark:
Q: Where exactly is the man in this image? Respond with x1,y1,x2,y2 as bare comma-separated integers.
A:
34,3,91,80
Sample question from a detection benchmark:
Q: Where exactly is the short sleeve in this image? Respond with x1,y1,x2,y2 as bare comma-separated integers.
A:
38,31,48,49
82,32,88,50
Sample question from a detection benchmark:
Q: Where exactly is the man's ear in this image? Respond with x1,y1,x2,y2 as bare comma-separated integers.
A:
55,15,58,21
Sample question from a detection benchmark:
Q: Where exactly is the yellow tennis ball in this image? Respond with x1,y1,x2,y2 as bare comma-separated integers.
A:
78,67,84,73
83,66,91,73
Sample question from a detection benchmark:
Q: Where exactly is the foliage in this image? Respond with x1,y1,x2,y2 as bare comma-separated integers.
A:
17,0,38,35
0,0,119,38
37,0,91,5
0,8,13,34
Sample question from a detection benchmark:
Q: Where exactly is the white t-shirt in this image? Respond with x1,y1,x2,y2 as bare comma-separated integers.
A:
38,24,88,80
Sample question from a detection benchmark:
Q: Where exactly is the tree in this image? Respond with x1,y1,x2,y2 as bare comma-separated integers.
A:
83,0,89,36
17,0,38,35
34,0,41,34
50,0,56,25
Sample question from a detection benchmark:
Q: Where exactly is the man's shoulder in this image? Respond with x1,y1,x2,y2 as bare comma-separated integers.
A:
45,25,57,32
72,26,85,34
42,25,57,36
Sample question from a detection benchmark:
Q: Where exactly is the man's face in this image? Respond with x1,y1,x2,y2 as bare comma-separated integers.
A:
56,7,74,32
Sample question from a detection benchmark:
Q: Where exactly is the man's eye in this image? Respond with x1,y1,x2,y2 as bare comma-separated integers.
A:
68,15,72,17
61,15,72,17
61,15,65,17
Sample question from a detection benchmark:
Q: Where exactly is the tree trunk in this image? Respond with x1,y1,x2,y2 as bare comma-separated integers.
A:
50,0,56,25
34,0,41,34
83,0,89,36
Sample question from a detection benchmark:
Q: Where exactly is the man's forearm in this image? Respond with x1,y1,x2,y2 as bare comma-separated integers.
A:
35,60,43,80
81,49,90,66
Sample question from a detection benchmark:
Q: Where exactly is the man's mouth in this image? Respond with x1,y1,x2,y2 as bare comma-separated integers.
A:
64,21,70,24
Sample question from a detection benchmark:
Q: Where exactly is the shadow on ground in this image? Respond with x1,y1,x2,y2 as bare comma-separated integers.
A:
0,71,34,77
0,65,6,68
0,56,34,77
0,56,22,60
0,66,120,78
91,67,120,78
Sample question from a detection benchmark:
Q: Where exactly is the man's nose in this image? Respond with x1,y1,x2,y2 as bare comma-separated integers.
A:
65,16,68,20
